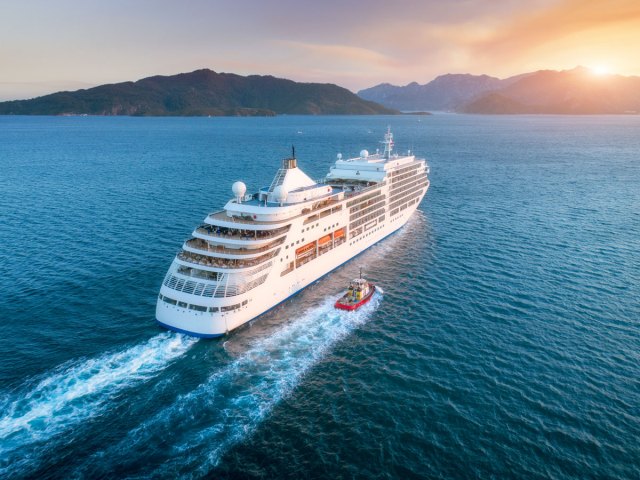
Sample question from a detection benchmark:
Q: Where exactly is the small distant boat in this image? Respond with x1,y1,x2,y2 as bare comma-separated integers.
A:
335,272,375,311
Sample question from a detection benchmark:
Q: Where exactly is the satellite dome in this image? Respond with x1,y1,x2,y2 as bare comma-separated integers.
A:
360,149,369,158
337,153,342,160
232,181,247,198
273,185,288,203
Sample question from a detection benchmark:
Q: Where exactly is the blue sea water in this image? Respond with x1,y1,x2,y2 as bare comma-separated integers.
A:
0,114,638,479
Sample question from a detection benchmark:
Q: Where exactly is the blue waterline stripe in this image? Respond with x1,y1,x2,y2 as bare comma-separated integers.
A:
155,319,225,338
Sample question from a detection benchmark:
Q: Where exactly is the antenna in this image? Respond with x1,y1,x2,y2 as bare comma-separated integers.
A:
381,126,394,159
292,145,296,159
359,266,362,279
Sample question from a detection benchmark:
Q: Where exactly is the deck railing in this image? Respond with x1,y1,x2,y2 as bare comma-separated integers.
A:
185,237,284,256
195,224,289,241
177,248,279,270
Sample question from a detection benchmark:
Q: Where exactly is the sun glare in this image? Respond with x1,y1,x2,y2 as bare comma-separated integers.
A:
589,65,611,76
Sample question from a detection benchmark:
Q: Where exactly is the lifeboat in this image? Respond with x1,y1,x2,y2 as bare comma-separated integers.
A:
335,276,376,311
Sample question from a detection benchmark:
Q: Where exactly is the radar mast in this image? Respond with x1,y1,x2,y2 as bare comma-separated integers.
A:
381,126,394,159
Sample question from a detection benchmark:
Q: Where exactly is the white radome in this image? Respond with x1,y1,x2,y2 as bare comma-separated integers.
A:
360,149,369,158
232,181,247,198
337,153,342,160
272,185,288,203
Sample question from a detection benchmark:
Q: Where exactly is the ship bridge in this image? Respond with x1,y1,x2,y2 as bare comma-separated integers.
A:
221,151,345,222
325,127,416,184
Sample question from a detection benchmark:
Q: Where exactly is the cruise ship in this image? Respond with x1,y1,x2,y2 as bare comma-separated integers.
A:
156,129,430,337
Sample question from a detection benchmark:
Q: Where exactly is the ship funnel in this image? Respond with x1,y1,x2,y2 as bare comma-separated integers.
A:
283,157,297,169
282,145,297,169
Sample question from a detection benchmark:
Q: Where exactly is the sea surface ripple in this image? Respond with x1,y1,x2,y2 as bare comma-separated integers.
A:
0,114,638,479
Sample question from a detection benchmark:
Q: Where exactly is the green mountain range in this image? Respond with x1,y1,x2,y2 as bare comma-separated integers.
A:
0,69,397,116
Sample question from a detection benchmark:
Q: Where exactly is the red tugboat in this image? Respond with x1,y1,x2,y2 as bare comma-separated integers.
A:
335,271,376,311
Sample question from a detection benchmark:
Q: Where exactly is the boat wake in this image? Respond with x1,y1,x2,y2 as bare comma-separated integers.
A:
0,332,196,472
80,293,382,478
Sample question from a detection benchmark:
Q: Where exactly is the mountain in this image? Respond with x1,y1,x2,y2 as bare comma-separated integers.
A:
462,67,640,114
0,69,397,116
359,67,640,114
358,74,513,111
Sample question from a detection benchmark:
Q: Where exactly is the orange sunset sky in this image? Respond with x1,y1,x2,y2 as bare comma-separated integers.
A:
0,0,639,100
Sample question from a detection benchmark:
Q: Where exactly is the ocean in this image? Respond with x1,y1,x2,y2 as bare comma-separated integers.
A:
0,114,638,479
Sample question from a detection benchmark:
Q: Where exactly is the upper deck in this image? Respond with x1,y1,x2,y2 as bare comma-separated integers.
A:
218,128,425,223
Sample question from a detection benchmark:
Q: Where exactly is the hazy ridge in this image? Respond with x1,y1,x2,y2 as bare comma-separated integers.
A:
0,69,397,116
359,67,640,114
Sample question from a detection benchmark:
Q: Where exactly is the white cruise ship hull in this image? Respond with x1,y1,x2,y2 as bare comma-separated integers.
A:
156,129,429,337
156,193,425,337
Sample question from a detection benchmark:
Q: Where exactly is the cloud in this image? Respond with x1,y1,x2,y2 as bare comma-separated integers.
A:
279,41,399,70
471,0,640,72
2,0,640,98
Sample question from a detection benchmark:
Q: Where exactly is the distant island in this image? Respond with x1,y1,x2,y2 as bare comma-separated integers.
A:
4,66,639,116
358,66,640,114
0,69,397,116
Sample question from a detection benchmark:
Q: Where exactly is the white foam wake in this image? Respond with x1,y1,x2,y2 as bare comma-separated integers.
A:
88,294,381,478
0,332,196,460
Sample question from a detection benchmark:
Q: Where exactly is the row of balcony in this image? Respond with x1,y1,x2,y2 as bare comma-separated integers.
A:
195,224,290,241
177,248,279,270
184,237,285,256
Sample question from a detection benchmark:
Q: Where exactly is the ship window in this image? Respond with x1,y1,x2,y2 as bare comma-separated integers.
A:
178,301,188,308
242,300,248,306
208,306,219,312
189,304,207,312
163,296,177,305
221,304,240,312
158,294,164,300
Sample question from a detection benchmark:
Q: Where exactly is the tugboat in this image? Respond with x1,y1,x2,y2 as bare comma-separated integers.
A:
335,270,376,311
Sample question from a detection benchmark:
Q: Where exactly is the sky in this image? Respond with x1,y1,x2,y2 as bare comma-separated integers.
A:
1,0,640,100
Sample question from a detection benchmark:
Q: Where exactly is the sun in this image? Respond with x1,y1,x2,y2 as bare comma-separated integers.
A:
589,65,611,76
